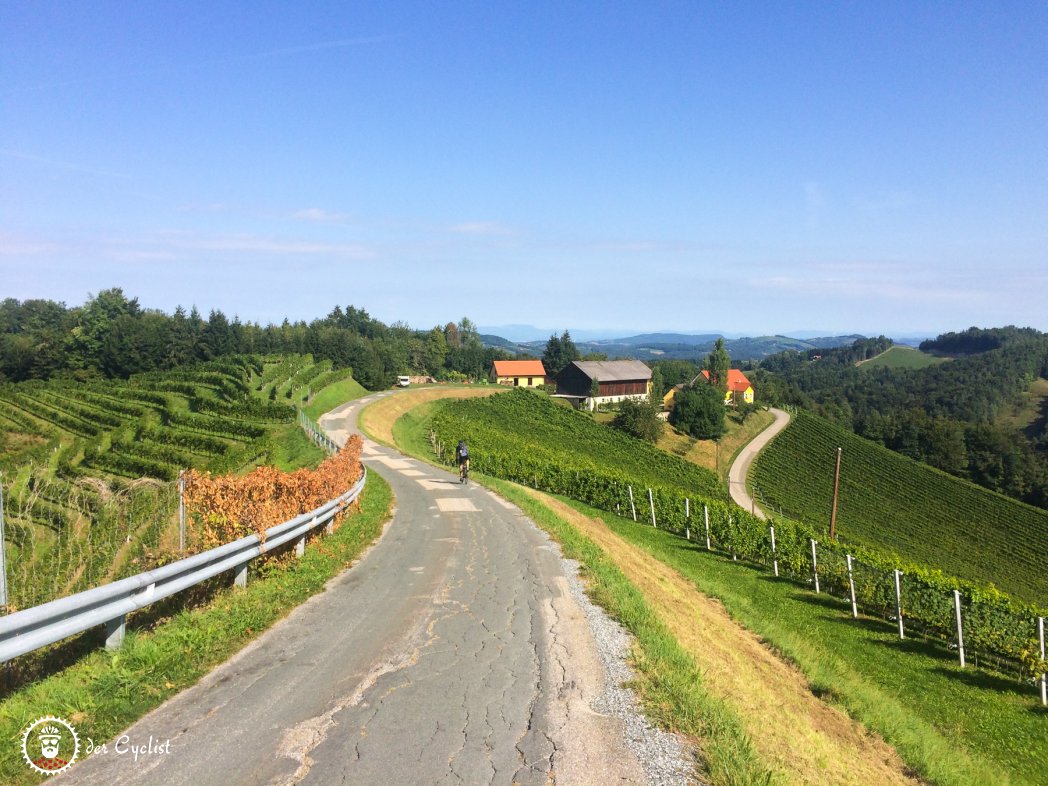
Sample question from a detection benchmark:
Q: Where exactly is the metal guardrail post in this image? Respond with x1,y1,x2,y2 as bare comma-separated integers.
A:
234,563,248,588
105,616,126,650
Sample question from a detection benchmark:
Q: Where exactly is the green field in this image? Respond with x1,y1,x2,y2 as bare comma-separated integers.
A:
751,409,1048,604
858,345,948,370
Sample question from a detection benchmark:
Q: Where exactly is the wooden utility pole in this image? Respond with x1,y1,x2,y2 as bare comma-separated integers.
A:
829,447,842,541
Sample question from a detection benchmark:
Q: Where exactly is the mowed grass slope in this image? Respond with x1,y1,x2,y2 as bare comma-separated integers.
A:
857,345,948,370
751,410,1048,604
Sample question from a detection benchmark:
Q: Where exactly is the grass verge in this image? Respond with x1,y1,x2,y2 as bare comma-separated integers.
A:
302,377,368,421
584,507,1043,786
0,473,392,786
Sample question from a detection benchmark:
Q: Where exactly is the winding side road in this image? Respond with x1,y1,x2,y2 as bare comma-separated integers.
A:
727,407,791,520
56,392,669,786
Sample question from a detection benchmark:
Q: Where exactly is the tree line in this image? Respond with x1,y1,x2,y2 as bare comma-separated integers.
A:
0,290,513,391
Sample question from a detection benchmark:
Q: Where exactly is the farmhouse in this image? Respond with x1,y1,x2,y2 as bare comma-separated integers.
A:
490,359,547,387
701,368,755,405
555,360,652,411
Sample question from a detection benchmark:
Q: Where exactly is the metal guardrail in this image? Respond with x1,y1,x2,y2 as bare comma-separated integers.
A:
299,409,340,454
0,469,366,663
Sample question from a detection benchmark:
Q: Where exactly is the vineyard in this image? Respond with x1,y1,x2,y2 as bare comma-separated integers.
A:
0,353,354,610
428,390,1046,680
751,409,1048,605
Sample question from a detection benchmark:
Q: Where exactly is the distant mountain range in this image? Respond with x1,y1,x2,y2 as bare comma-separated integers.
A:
477,331,871,362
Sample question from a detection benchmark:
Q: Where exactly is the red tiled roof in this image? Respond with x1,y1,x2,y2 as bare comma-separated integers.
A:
700,369,752,392
493,360,546,376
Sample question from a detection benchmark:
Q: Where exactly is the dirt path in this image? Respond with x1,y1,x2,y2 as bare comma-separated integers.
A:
521,488,920,786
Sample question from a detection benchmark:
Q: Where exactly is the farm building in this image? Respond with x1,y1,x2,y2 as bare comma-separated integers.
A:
700,369,755,405
555,360,652,411
490,360,547,387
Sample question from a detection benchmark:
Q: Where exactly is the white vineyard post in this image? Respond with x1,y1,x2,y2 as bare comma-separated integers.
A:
729,515,737,560
810,538,819,593
178,470,186,553
953,590,966,668
628,486,637,522
894,570,905,639
685,498,691,540
704,505,711,550
647,489,656,527
1039,617,1046,707
846,554,858,618
769,525,778,576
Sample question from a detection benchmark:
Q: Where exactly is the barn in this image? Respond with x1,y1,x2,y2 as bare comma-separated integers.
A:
554,360,652,411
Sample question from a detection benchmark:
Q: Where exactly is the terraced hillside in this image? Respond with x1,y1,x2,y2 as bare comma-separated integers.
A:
0,353,348,609
751,409,1048,604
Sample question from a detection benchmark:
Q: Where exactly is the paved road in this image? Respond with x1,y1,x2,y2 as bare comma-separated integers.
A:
727,407,791,520
56,392,649,785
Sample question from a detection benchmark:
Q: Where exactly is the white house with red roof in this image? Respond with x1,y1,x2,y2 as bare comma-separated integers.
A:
490,359,547,387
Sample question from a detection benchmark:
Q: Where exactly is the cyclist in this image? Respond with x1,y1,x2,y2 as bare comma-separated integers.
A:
455,440,470,483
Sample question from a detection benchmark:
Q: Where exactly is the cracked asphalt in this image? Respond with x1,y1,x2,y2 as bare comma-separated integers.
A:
55,392,654,785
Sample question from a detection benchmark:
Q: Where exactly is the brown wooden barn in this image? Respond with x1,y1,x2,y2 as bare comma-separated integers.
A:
554,360,652,410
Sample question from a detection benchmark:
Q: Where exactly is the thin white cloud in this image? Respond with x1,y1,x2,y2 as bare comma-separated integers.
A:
449,222,516,236
293,208,354,224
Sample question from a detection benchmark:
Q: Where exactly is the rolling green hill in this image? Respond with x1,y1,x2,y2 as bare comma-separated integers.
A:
857,345,948,370
751,409,1047,604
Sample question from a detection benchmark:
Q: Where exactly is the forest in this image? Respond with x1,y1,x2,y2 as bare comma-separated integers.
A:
0,289,511,391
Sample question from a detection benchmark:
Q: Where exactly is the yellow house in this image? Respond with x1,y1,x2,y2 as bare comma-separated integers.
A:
701,369,755,405
490,360,547,387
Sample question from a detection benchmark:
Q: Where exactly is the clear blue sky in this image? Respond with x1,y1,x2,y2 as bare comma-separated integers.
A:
3,2,1046,338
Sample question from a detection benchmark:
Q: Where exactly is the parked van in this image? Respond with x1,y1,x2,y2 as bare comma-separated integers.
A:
396,375,411,387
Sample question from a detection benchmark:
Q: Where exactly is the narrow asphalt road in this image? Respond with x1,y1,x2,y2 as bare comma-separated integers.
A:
727,407,790,520
55,392,657,785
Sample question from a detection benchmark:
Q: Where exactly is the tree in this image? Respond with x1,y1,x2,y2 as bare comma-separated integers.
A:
611,398,664,443
670,383,726,439
543,330,580,378
649,366,665,405
703,337,731,391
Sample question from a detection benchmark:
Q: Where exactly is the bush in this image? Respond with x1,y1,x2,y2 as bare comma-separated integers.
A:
670,384,726,439
610,398,664,443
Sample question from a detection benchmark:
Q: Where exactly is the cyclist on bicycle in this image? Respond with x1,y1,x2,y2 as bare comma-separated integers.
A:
455,440,470,483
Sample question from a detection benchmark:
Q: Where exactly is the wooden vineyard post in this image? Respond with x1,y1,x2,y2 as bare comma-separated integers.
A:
178,470,186,553
628,486,637,522
810,538,820,593
769,525,778,576
685,498,690,540
648,489,656,527
0,477,6,613
953,590,966,668
894,570,905,639
846,554,858,618
730,516,737,560
704,505,711,550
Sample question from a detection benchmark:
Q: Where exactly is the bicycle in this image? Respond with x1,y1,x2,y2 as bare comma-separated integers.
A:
459,459,469,484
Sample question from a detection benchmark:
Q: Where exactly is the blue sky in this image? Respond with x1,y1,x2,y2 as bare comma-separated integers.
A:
3,2,1046,338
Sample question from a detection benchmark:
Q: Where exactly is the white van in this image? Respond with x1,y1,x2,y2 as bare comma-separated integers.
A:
396,376,411,387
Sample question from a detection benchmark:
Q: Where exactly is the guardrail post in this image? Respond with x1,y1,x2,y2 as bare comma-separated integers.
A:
105,615,126,650
234,563,248,588
324,513,333,535
295,537,305,558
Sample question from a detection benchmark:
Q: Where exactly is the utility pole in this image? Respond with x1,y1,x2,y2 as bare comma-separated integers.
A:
0,474,7,613
829,447,842,541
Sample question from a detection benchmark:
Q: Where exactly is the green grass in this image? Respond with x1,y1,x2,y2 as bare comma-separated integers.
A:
584,510,1045,786
0,473,392,786
302,375,368,421
751,410,1048,604
858,346,948,370
267,422,328,471
390,401,442,463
